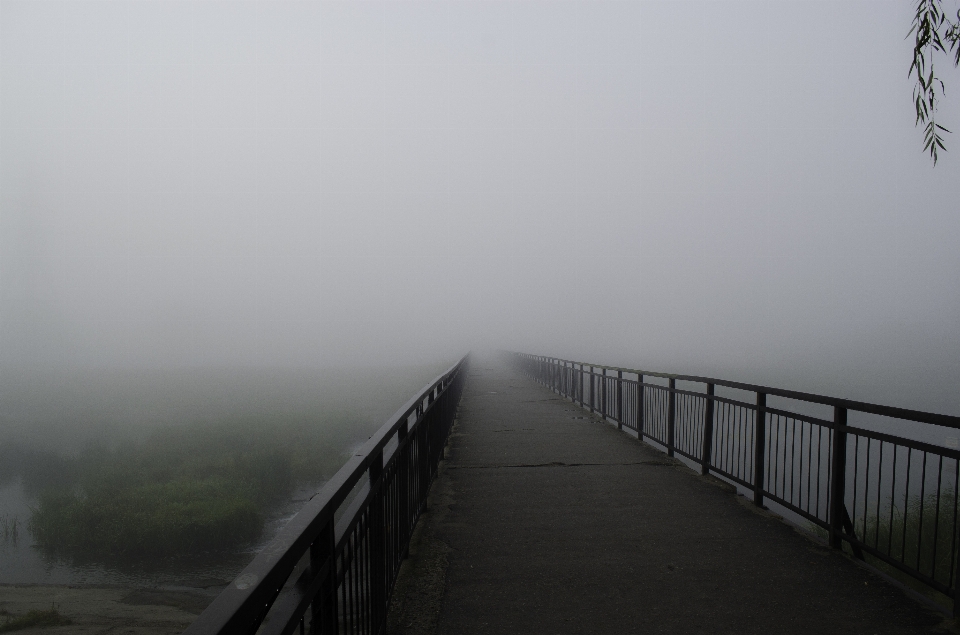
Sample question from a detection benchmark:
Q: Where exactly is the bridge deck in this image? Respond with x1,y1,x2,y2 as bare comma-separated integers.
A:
387,356,945,634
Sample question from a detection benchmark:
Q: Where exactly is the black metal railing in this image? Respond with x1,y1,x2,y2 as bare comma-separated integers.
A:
183,355,468,635
512,352,960,613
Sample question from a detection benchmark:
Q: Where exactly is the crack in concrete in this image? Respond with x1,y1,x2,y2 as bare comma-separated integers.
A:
449,460,674,469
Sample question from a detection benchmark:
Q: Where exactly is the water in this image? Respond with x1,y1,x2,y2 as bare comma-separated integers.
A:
0,363,448,589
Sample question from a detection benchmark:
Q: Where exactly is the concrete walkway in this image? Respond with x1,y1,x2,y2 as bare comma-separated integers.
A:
387,356,949,634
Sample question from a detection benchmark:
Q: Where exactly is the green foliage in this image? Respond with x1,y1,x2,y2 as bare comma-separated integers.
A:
857,488,960,598
0,608,71,633
30,478,265,558
0,515,19,543
24,411,369,560
808,489,960,606
908,0,960,164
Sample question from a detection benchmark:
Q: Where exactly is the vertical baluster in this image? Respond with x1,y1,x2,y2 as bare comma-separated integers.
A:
427,390,437,474
952,458,960,617
309,520,337,635
418,406,428,512
590,366,595,413
667,378,676,457
601,369,607,419
397,420,410,559
754,392,767,507
367,451,386,634
617,370,623,430
638,374,645,442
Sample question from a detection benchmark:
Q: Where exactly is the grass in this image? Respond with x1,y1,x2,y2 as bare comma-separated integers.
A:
0,608,71,633
0,515,19,543
3,363,451,563
18,411,373,561
855,489,960,607
860,490,958,582
30,478,264,558
809,489,960,608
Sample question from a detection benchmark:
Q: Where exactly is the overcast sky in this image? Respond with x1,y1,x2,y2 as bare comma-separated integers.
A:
1,1,958,410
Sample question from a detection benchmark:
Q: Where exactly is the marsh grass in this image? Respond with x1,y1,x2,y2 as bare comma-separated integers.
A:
0,515,19,543
809,489,960,607
21,411,371,560
0,607,71,632
861,490,958,581
853,489,960,607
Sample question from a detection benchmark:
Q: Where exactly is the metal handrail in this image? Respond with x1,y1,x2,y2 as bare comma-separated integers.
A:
184,354,469,635
538,354,960,428
512,352,960,614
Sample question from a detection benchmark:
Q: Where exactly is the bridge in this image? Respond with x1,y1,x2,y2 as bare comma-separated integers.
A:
184,352,960,634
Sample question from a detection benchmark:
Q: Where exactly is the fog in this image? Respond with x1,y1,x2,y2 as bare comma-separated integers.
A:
2,1,958,415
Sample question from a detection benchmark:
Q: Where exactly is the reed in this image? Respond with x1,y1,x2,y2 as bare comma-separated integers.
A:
809,488,960,606
0,607,71,633
857,488,960,600
0,515,18,543
25,411,370,560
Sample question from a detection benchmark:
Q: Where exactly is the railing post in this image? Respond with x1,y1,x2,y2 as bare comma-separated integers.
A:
701,384,715,475
431,390,442,472
667,378,676,457
368,450,386,634
616,370,623,430
637,374,645,442
417,405,428,511
569,362,574,400
601,369,607,418
829,406,848,548
309,520,337,635
589,366,596,413
954,549,960,617
398,419,410,558
753,392,767,507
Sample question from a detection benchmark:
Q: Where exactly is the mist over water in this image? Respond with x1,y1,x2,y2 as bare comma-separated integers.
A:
0,364,448,452
0,363,448,586
1,0,958,591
